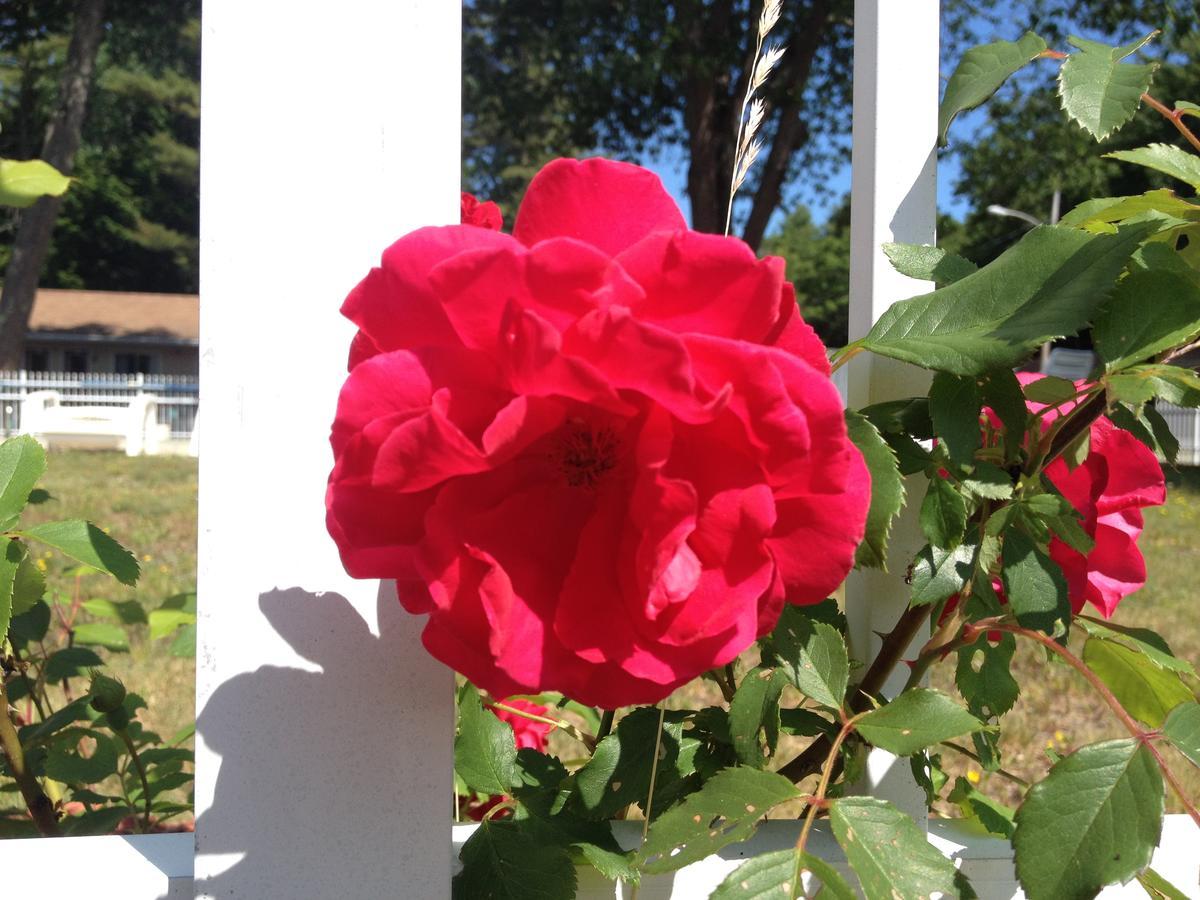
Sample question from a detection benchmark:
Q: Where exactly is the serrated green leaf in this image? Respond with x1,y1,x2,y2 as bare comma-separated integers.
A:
1082,638,1192,727
639,767,800,874
956,633,1020,719
0,158,70,208
1059,33,1158,141
981,369,1029,443
14,520,138,585
1163,702,1200,768
729,667,786,768
830,797,959,900
1013,739,1163,900
1107,143,1200,192
919,478,967,549
862,223,1154,376
44,731,120,785
455,689,519,797
453,820,576,900
71,622,129,652
0,436,45,531
168,622,196,657
81,598,147,625
930,372,982,465
1076,616,1195,676
1060,189,1200,229
938,32,1048,145
856,688,985,756
8,598,49,644
1001,530,1070,636
910,542,975,606
10,550,44,619
1143,405,1180,464
759,608,848,709
845,410,905,569
1095,269,1200,370
0,538,21,642
573,707,685,819
882,242,978,284
710,849,856,900
43,647,104,682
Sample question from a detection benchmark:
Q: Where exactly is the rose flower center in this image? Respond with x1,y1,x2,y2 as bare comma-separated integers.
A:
554,423,620,488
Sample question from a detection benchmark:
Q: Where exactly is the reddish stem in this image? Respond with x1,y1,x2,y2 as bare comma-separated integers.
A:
1141,93,1200,154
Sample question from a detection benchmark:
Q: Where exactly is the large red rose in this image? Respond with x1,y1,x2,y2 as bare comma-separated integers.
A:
1019,374,1165,617
327,157,868,708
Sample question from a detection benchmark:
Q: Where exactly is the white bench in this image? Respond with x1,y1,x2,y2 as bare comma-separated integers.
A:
20,389,170,456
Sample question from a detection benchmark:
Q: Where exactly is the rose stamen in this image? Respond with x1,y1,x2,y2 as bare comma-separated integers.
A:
555,425,620,488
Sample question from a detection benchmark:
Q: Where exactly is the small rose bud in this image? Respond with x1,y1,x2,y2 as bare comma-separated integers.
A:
87,672,127,714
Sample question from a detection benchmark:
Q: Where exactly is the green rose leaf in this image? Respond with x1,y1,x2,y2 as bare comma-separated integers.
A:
639,767,801,874
454,688,519,797
1082,638,1193,727
81,598,147,625
11,549,45,619
71,622,130,653
881,242,978,284
1074,616,1195,676
845,410,905,569
710,849,856,900
929,372,982,466
44,730,120,785
860,223,1154,376
1058,33,1158,141
829,796,959,900
919,477,968,549
1001,530,1070,636
855,688,985,756
956,634,1020,718
0,158,70,208
453,820,576,900
1106,143,1200,192
1143,405,1180,465
1163,702,1200,768
1060,189,1200,230
1137,866,1193,900
1094,269,1200,370
14,520,139,586
948,775,1016,839
1013,739,1163,900
759,607,849,709
573,707,686,819
43,648,105,681
1022,375,1079,405
962,462,1015,500
0,537,23,643
981,369,1029,443
938,32,1048,145
0,435,46,531
729,667,786,768
910,542,975,606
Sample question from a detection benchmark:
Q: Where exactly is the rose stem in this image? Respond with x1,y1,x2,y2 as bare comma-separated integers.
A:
979,620,1200,829
0,679,59,836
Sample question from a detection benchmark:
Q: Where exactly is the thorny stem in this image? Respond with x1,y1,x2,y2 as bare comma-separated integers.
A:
489,700,595,750
630,703,668,900
595,708,616,744
793,710,866,885
1038,390,1107,470
116,728,153,833
1141,92,1200,154
976,620,1200,829
0,678,59,836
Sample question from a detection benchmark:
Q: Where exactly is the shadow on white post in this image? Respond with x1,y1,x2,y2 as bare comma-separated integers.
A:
845,0,940,824
195,3,460,897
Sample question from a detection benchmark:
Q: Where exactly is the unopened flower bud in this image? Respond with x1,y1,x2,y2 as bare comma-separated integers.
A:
87,672,127,714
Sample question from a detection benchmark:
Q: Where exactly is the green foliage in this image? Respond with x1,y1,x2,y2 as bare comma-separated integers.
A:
1163,702,1200,768
860,223,1154,375
956,633,1021,718
920,477,968,548
638,767,800,874
938,31,1048,145
572,707,687,819
910,542,976,606
882,241,978,284
14,520,139,585
1000,530,1071,636
455,688,520,797
760,204,853,345
759,608,848,710
728,667,786,768
1107,143,1200,191
454,820,577,900
1058,33,1158,141
711,849,856,900
829,797,960,900
0,158,70,207
1082,638,1193,727
855,689,986,756
844,410,905,569
1093,269,1200,368
1013,740,1163,900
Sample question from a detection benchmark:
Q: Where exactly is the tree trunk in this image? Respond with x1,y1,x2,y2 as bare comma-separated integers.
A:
0,0,106,370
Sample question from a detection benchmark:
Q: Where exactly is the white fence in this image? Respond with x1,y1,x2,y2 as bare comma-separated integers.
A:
0,371,199,439
1159,403,1200,466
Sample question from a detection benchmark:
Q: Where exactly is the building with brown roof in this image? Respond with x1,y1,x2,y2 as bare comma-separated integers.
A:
23,289,198,375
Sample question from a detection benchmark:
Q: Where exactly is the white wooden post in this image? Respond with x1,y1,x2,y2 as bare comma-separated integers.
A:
195,2,459,897
845,0,940,822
